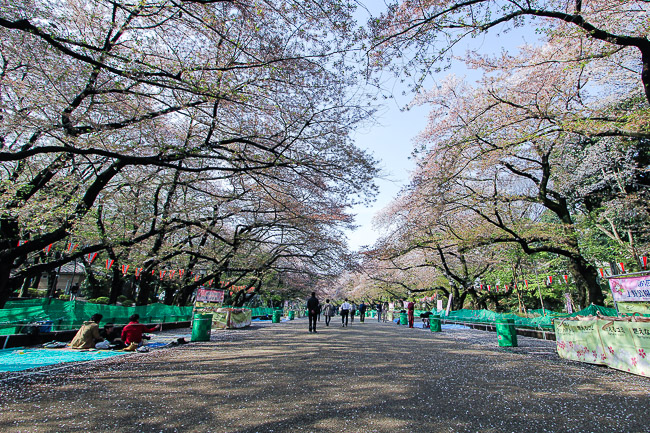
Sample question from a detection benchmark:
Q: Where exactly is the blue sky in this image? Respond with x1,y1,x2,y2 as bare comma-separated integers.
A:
345,5,538,250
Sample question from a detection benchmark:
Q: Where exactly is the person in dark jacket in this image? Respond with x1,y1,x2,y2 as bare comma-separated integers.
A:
307,292,320,333
101,323,126,349
376,302,383,322
358,302,366,323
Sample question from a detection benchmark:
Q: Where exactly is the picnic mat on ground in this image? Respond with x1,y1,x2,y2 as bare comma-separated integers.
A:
0,348,128,372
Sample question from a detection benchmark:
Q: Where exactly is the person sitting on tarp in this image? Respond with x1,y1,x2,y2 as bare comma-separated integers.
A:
121,314,160,350
70,314,104,349
100,323,126,350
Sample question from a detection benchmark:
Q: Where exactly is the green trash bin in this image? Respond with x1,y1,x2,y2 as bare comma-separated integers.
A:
495,318,518,347
272,310,282,323
191,313,212,342
430,314,441,332
399,312,407,325
288,310,295,320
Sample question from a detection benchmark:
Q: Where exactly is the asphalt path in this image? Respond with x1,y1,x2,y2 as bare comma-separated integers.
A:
1,317,648,432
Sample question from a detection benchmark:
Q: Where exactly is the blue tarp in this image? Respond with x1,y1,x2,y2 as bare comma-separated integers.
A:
0,348,128,372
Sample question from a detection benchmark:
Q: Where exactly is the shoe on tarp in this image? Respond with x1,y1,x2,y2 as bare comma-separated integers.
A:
122,342,138,352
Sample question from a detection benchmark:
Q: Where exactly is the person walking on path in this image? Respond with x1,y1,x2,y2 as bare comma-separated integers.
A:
383,302,389,322
407,299,415,328
307,292,320,333
340,299,351,327
350,302,357,324
323,299,335,327
376,302,383,322
358,302,366,323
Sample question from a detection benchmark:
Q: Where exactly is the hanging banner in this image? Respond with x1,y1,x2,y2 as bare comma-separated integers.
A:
207,308,252,329
555,318,603,365
555,317,650,377
609,275,650,302
196,288,225,303
106,259,114,270
87,252,98,263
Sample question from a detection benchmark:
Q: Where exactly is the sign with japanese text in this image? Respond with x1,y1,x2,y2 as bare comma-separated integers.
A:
196,288,225,303
555,318,650,377
609,275,650,302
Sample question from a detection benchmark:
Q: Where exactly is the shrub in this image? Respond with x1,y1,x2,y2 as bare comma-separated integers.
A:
27,288,47,298
88,297,110,304
58,294,71,301
121,299,134,307
117,295,128,303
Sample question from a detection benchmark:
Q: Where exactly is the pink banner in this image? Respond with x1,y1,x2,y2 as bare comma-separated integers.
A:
609,275,650,302
196,288,225,303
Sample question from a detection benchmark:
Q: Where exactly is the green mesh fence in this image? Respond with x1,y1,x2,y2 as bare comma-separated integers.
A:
441,304,619,330
0,299,194,335
248,308,274,318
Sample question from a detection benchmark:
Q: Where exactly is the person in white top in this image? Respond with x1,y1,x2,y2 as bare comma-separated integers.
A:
349,302,357,323
340,299,351,327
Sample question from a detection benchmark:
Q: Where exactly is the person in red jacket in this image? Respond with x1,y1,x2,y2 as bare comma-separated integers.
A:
121,314,160,347
407,300,415,328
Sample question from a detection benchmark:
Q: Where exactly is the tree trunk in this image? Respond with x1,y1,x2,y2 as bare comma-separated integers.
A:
568,258,604,307
108,264,122,304
137,273,155,306
84,266,104,299
0,262,13,308
451,286,465,310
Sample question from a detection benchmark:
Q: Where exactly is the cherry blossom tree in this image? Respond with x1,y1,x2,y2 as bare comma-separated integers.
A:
0,0,378,307
370,0,650,103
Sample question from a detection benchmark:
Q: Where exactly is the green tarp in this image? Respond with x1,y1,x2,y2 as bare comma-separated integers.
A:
0,299,194,335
